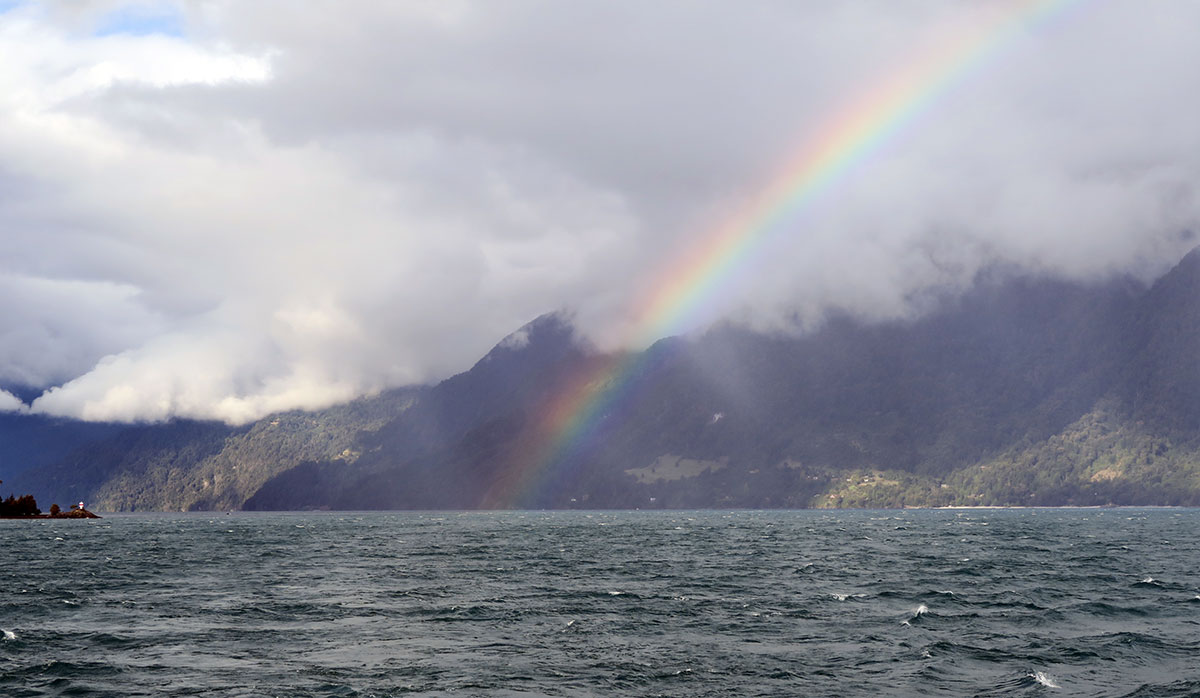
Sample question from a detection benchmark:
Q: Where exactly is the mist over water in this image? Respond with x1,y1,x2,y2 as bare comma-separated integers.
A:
3,509,1200,696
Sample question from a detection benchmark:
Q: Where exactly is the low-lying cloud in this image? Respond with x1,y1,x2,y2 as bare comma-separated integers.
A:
1,0,1197,423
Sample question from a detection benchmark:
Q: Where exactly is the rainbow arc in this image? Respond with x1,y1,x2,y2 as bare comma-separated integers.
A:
485,0,1089,507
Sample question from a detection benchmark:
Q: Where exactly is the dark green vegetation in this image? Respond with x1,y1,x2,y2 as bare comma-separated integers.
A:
7,249,1200,510
0,477,39,516
0,492,40,516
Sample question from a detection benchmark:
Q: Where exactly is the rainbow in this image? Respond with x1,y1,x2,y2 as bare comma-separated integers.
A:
483,0,1088,507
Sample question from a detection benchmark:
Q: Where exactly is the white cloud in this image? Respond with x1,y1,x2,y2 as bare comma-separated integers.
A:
1,0,1198,423
0,388,25,413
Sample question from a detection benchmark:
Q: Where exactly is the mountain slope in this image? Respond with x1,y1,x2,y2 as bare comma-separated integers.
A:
15,248,1200,511
246,256,1195,510
0,413,122,485
13,387,420,511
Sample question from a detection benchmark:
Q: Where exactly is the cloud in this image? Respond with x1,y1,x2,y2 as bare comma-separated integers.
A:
0,388,25,413
1,0,1198,422
0,274,163,388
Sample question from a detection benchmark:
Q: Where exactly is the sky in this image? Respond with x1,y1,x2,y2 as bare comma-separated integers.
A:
0,0,1198,424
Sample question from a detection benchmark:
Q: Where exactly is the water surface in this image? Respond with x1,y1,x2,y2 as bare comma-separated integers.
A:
3,509,1199,696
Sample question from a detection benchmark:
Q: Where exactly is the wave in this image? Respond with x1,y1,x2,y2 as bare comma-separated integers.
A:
967,669,1061,696
1066,600,1155,618
1119,678,1200,697
1132,576,1190,591
1031,670,1061,689
902,604,930,625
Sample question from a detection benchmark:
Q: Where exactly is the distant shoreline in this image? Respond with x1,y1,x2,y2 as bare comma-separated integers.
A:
928,504,1183,510
64,505,1194,515
0,511,101,520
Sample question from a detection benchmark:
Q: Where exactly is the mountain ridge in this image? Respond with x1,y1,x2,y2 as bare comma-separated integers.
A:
8,250,1200,510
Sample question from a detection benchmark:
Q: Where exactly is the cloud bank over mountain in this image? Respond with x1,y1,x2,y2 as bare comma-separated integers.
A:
1,0,1198,423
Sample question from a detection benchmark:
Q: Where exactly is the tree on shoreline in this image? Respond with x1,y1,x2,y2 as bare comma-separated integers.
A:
0,494,41,516
0,479,43,516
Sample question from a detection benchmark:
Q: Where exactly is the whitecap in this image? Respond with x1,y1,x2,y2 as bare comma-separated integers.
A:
831,593,865,601
2,629,15,641
1142,576,1155,584
1031,670,1060,688
607,591,623,596
902,604,929,625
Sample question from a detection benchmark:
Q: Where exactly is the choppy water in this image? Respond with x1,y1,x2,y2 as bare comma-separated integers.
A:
3,509,1200,697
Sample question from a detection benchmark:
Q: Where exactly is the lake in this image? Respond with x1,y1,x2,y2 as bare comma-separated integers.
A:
3,509,1199,696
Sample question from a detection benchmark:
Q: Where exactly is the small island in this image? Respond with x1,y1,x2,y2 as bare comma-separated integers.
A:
0,480,99,519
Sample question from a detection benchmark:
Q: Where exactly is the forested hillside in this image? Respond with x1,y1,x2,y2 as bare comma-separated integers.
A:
11,388,420,511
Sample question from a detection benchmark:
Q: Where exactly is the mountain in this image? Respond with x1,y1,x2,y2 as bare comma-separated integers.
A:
8,388,421,511
0,413,122,486
243,250,1199,510
10,249,1200,510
